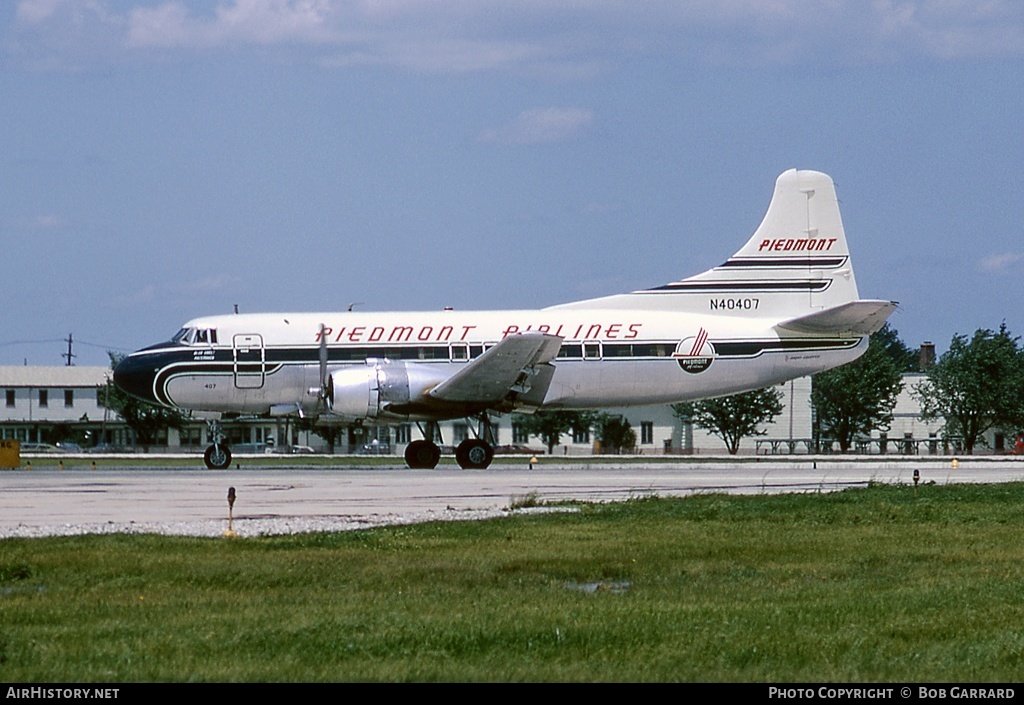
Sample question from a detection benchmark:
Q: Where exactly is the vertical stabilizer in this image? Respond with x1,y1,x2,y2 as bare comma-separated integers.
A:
550,169,861,316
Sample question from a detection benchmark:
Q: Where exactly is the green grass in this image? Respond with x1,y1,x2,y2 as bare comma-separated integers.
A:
3,483,1024,681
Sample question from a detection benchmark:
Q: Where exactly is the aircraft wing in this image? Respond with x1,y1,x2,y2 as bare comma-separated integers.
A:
429,332,563,407
776,300,897,336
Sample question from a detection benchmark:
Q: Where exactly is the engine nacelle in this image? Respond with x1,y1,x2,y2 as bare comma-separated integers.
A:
327,361,448,420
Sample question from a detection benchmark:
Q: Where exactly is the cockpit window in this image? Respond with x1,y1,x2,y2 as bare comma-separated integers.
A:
172,327,217,345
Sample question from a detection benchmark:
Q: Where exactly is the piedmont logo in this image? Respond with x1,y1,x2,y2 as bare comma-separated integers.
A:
674,328,715,374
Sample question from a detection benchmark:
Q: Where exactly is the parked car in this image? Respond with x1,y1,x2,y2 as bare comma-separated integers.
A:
266,444,316,454
357,440,391,455
20,443,65,454
85,444,133,454
493,444,544,455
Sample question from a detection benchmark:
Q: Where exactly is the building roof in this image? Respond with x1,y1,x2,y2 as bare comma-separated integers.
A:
0,366,110,388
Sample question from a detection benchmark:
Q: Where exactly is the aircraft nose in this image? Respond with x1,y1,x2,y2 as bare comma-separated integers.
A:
113,353,160,405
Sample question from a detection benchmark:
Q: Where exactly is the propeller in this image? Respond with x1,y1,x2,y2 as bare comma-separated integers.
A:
318,323,330,411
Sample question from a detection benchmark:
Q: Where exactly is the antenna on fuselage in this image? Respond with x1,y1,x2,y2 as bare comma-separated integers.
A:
347,302,363,312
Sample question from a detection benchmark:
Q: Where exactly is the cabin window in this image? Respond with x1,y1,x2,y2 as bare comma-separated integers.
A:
38,389,48,408
557,344,582,359
5,390,14,408
64,390,74,408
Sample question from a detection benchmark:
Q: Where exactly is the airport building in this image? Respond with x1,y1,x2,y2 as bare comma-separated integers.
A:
0,365,1007,456
0,366,124,449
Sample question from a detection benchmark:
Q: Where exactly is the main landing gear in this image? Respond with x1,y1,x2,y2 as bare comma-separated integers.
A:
455,438,493,469
404,439,442,469
203,419,232,470
404,418,497,470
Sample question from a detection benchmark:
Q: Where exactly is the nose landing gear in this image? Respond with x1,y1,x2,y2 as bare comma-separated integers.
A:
203,419,232,469
204,443,232,470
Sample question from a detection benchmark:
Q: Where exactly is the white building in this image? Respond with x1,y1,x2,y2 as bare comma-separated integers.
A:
3,365,1007,456
0,366,115,445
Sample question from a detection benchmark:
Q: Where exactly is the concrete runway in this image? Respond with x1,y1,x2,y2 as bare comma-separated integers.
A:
3,458,1023,538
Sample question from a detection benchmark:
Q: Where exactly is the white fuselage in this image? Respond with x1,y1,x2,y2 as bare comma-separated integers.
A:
125,307,865,420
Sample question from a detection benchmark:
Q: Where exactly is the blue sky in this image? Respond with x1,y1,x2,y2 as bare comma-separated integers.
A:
2,1,1022,367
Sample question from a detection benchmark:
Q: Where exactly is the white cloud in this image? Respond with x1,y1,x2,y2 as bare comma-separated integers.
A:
477,108,593,145
978,252,1024,274
11,214,65,230
10,1,1024,70
16,0,63,24
127,0,337,48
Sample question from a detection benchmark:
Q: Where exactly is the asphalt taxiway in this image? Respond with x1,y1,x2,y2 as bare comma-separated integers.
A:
2,458,1023,538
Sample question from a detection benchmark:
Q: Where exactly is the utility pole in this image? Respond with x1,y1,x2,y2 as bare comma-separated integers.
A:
62,333,76,367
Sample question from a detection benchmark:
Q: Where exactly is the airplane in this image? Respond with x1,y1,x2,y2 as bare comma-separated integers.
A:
114,169,895,470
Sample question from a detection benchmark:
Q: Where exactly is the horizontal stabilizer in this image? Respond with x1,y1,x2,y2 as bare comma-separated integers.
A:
776,300,897,336
429,332,563,405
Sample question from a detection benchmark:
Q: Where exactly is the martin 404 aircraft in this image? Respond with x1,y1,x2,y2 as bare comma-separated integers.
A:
114,169,895,469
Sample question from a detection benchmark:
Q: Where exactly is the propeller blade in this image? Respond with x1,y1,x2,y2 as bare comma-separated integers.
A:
318,324,329,408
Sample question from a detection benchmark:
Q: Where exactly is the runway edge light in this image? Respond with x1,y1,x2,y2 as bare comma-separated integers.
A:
224,486,238,538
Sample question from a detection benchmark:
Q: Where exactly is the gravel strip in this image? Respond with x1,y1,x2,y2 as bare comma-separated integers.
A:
0,506,574,539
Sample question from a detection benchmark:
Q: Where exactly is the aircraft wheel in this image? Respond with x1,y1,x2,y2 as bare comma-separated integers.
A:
404,440,440,469
455,438,494,470
204,444,232,470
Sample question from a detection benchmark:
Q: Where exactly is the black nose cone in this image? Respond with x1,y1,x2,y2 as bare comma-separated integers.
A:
113,354,160,405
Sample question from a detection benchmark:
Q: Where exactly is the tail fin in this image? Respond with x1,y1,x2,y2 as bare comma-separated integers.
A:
550,169,865,318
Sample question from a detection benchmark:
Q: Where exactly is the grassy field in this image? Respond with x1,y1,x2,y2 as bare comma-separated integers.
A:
2,482,1024,682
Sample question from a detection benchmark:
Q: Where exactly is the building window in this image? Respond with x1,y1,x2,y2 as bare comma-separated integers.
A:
641,421,654,445
395,424,411,444
572,426,590,444
38,389,48,408
64,390,74,408
181,428,202,447
5,390,13,408
512,424,530,444
452,423,469,443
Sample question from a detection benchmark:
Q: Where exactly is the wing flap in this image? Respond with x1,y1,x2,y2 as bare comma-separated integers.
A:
776,300,897,335
429,332,562,405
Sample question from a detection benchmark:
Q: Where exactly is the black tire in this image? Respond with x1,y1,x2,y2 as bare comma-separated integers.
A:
204,444,232,470
455,438,494,469
404,440,441,469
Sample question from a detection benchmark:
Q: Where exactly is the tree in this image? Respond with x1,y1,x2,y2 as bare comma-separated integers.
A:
593,414,637,454
512,410,598,454
915,324,1024,454
672,387,784,455
100,353,187,452
873,322,920,373
811,324,906,452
